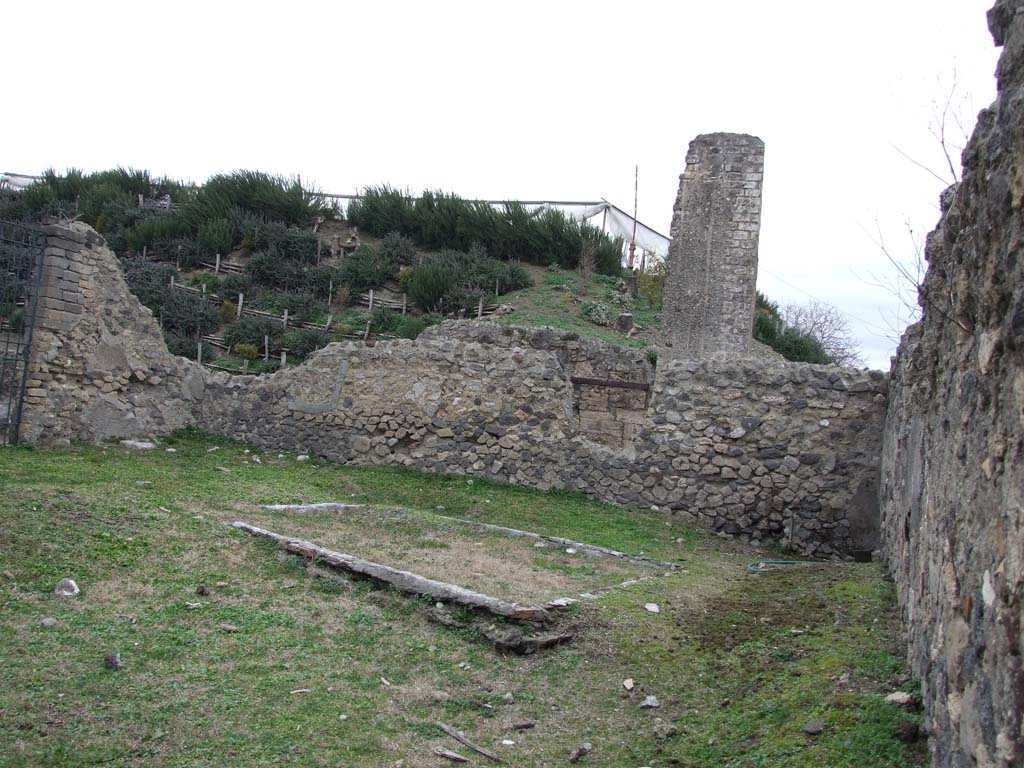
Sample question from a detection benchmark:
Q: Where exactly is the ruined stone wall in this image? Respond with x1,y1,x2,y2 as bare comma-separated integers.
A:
19,228,886,558
196,322,886,557
21,222,206,445
661,133,764,358
879,2,1024,766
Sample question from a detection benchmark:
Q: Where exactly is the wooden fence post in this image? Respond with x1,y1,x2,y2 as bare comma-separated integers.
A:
402,293,407,316
215,253,221,274
242,359,249,375
237,293,244,318
197,340,203,365
363,320,371,341
176,244,181,271
328,279,333,304
170,275,175,289
282,308,289,329
368,289,374,312
495,277,499,297
263,335,269,361
316,236,322,266
280,350,287,368
477,296,484,319
324,314,332,331
202,283,207,297
142,244,147,261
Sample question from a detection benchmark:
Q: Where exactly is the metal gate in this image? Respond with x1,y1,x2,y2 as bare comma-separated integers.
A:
0,220,45,445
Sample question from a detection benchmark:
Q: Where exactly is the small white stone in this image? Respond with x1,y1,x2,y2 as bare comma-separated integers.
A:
885,691,912,706
565,547,577,555
54,578,79,597
296,455,310,462
501,739,515,746
165,448,177,453
640,695,660,708
623,678,635,691
644,603,660,614
120,440,156,451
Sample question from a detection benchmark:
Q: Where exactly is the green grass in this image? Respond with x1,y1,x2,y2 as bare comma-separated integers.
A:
495,265,660,349
0,430,925,767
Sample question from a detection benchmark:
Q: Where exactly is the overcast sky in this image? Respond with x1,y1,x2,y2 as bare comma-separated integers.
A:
6,1,1002,369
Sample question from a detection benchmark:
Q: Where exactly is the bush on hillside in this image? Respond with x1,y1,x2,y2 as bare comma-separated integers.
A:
224,316,281,348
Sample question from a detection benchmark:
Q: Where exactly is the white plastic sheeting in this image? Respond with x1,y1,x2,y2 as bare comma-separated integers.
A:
529,200,669,264
0,173,40,191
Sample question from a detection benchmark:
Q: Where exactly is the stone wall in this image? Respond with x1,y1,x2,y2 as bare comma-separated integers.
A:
879,2,1024,766
661,133,765,358
21,222,206,445
19,227,886,559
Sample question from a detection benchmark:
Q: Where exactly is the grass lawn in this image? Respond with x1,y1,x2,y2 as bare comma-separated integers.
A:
0,429,924,767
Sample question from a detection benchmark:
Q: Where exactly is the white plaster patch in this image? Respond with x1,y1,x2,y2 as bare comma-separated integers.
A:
982,570,996,607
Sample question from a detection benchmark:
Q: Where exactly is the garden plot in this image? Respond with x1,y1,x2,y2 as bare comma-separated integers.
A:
220,503,659,607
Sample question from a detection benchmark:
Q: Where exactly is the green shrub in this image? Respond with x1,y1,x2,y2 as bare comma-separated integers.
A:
190,273,221,293
219,273,253,297
256,290,327,324
233,342,259,361
351,186,621,273
580,301,611,327
753,291,833,364
341,244,397,292
122,259,177,309
218,300,237,325
282,328,332,360
224,316,281,348
247,252,305,291
380,231,417,265
407,260,458,312
398,265,414,293
395,316,428,339
159,289,218,339
198,217,234,256
181,170,328,230
637,261,666,308
252,220,318,262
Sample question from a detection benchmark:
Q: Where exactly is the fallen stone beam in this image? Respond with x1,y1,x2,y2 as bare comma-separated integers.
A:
433,514,679,571
259,502,365,513
228,521,551,622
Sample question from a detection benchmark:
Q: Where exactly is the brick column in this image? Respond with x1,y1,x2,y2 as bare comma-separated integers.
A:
661,133,765,358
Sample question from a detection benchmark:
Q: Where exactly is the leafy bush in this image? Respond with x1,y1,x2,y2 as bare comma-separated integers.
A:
379,231,417,265
351,186,622,273
159,289,219,339
224,316,281,348
398,265,414,293
180,170,329,230
122,259,177,309
198,217,234,256
233,342,259,361
218,300,237,325
637,261,666,308
407,260,458,312
282,329,332,360
219,273,253,297
395,316,428,339
341,244,397,292
190,273,221,294
256,290,327,324
753,292,833,364
580,301,611,326
252,220,318,262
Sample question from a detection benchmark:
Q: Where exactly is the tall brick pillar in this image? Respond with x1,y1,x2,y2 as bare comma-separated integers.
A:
661,133,765,358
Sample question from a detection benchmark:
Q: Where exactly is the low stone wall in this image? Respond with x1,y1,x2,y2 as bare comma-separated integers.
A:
879,2,1024,765
20,226,887,558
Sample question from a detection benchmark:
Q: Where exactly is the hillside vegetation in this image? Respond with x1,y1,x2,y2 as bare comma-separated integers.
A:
0,168,838,367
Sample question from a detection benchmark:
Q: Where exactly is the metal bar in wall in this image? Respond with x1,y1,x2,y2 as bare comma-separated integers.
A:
0,220,45,446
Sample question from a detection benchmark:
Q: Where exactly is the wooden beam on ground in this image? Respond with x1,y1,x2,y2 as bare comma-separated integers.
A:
259,502,365,513
432,514,679,571
228,521,551,622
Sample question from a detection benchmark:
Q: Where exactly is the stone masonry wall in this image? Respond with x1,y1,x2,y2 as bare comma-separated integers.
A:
19,227,886,559
879,3,1024,766
21,221,207,444
661,133,765,358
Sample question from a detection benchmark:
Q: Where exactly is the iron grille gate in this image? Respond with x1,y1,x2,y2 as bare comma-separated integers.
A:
0,220,45,445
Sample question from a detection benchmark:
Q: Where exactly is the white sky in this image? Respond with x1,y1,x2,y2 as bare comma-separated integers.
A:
6,0,1002,369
